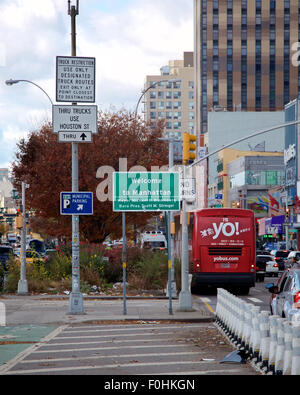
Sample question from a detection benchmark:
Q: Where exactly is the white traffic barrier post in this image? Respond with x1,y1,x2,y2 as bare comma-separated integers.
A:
236,299,246,347
226,292,235,339
249,305,260,360
223,290,231,334
268,315,280,374
283,321,293,375
230,295,240,343
258,311,271,372
215,288,224,326
275,317,286,375
291,323,300,375
216,288,226,329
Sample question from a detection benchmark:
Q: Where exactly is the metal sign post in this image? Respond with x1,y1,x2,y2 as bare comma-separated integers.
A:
69,0,82,314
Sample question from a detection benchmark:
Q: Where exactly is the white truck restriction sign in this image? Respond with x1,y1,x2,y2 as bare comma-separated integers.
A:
56,56,95,103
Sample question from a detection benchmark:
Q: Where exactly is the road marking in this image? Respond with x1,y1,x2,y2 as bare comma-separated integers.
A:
36,337,185,347
4,360,217,375
198,298,215,313
21,351,203,364
54,331,194,340
34,343,189,354
62,324,202,333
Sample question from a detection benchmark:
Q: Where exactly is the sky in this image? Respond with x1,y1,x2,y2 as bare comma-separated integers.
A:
0,0,194,170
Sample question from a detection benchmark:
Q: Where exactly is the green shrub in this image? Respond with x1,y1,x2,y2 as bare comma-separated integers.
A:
3,243,180,294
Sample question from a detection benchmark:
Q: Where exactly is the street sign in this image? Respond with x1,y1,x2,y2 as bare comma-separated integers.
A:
113,172,180,212
179,178,196,202
58,131,92,143
53,105,97,134
60,192,93,215
56,56,96,103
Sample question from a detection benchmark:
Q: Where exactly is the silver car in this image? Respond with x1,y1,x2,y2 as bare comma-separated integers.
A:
267,268,300,320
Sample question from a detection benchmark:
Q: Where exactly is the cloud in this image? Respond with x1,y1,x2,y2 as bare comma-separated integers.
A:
0,0,193,167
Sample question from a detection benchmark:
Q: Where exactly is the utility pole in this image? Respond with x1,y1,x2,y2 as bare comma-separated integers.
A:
68,0,84,314
178,166,193,311
17,182,28,294
122,212,127,315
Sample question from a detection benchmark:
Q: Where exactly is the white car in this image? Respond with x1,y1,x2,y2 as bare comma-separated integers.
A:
266,256,279,277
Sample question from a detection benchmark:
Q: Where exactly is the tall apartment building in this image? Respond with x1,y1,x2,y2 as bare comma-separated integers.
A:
144,52,195,141
194,0,300,137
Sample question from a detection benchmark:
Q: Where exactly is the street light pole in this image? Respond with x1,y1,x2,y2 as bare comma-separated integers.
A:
5,79,53,296
5,79,54,106
134,78,181,118
17,181,28,294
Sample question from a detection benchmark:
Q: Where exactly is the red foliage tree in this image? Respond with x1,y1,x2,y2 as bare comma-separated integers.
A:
11,110,169,242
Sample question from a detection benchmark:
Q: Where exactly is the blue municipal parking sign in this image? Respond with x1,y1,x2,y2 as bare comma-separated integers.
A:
60,192,93,215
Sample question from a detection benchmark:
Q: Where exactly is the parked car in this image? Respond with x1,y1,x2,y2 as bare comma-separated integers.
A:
270,250,289,271
15,250,45,264
255,254,270,282
266,268,300,320
256,250,272,256
285,251,300,268
266,256,279,277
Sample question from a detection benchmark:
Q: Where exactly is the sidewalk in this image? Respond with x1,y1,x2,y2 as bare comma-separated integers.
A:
0,294,214,325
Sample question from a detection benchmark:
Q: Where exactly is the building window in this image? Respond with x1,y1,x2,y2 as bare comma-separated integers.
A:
173,122,181,130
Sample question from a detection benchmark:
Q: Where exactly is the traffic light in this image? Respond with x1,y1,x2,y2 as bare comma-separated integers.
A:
285,207,290,221
182,132,196,165
236,201,241,208
16,209,23,229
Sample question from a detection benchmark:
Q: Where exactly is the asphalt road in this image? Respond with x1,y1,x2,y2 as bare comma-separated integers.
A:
0,321,259,377
193,274,275,314
0,277,276,377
